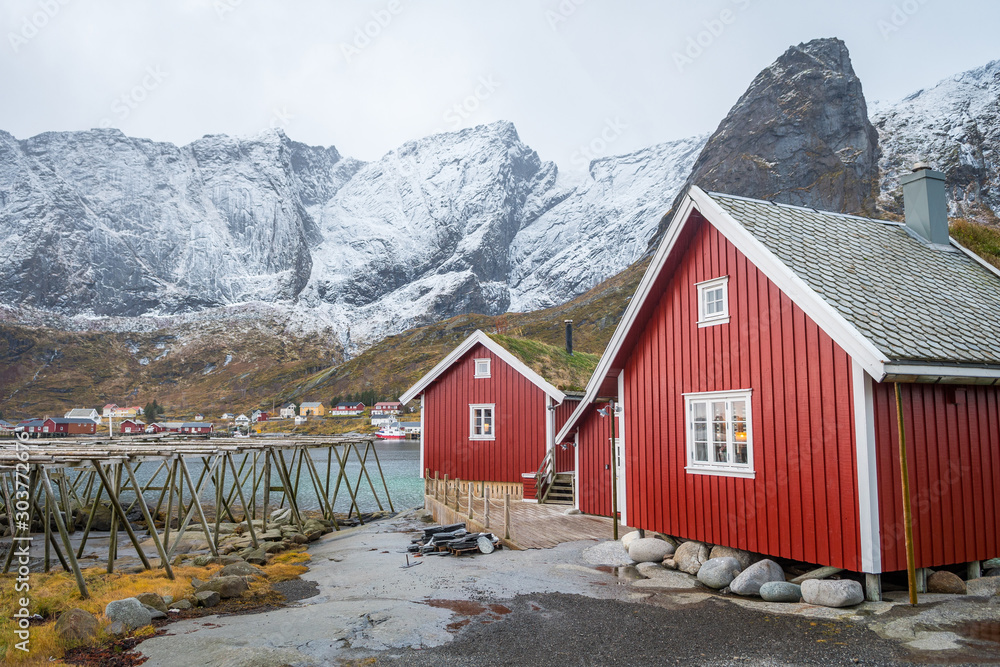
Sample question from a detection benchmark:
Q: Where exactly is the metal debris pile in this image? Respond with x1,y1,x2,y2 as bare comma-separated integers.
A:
409,522,502,556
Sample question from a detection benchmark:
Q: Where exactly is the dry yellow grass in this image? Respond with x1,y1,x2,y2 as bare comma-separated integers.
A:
0,550,311,664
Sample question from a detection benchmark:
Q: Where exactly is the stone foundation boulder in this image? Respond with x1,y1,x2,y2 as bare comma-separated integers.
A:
709,545,757,571
927,571,966,594
801,579,864,608
628,538,675,563
760,581,802,602
673,541,711,575
697,557,742,589
967,575,1000,597
730,559,786,597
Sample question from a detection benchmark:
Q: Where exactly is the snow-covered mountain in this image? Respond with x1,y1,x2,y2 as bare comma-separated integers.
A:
2,50,998,356
872,59,1000,220
0,122,703,349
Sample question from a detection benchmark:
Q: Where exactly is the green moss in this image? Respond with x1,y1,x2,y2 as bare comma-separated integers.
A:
951,218,1000,270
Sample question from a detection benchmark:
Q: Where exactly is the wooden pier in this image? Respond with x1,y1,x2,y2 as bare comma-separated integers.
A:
0,434,394,598
424,474,629,549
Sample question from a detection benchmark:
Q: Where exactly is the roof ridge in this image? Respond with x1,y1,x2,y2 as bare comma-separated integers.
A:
706,191,904,227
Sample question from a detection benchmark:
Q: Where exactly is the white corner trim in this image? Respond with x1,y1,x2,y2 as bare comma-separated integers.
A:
617,370,627,527
852,359,882,574
574,431,580,511
419,398,425,479
400,329,565,404
687,187,890,382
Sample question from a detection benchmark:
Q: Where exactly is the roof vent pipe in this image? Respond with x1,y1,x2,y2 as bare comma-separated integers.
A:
565,320,573,356
900,162,950,245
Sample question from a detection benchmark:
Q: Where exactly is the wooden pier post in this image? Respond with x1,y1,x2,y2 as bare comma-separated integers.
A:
484,486,490,529
39,468,89,598
467,482,473,520
504,493,511,540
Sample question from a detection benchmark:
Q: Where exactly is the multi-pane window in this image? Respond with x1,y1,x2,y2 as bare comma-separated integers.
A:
685,390,753,477
696,276,730,327
474,358,491,378
469,404,495,440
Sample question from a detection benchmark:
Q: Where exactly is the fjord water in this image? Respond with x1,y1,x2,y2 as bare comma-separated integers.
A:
125,440,423,516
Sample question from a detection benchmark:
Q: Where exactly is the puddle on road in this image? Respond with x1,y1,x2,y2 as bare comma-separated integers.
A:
955,621,1000,643
595,564,645,581
422,599,512,634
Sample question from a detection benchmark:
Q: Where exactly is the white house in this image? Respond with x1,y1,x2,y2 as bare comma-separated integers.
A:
294,415,307,425
65,408,101,424
371,414,396,426
234,414,250,427
280,403,296,419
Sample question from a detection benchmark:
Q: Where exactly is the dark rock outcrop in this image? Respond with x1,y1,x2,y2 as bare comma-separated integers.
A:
649,37,880,251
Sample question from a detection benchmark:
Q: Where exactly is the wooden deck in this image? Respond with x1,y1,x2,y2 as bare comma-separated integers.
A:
424,492,629,549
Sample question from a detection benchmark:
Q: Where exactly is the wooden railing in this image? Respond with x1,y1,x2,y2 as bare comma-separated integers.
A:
533,448,555,503
424,469,513,540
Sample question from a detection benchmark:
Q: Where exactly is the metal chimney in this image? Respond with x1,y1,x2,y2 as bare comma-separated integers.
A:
564,320,573,355
900,162,950,245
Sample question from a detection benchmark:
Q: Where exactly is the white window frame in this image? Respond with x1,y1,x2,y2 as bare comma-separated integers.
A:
469,403,495,440
474,358,491,378
696,276,730,327
683,389,753,478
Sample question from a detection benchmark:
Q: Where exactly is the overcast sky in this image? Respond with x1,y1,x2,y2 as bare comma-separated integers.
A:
2,1,998,171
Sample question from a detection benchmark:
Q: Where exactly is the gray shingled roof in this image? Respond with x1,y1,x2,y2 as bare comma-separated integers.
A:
710,192,1000,365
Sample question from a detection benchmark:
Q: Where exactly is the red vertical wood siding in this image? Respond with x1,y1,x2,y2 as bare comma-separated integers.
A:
554,399,579,472
423,343,549,484
611,219,860,570
576,405,615,516
873,382,1000,572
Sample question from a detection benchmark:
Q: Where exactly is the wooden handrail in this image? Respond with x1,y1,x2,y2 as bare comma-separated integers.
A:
534,448,555,502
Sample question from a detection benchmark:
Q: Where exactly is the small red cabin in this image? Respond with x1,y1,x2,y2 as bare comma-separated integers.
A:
559,183,1000,596
119,419,145,434
401,330,592,501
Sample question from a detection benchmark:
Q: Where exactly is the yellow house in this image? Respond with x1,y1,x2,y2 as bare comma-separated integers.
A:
299,401,326,416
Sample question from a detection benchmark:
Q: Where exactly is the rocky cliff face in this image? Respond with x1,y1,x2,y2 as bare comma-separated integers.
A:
650,37,881,250
872,59,1000,222
0,129,344,316
0,122,700,349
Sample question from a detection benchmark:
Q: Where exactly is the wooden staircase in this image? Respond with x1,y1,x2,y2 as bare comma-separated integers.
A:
541,472,575,505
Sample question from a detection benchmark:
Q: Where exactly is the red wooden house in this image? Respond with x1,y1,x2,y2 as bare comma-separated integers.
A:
49,418,98,435
119,419,145,434
329,402,365,416
401,330,595,501
558,173,1000,595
